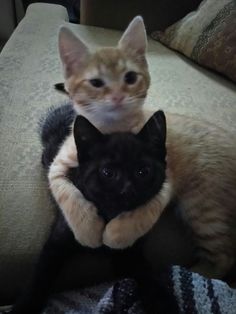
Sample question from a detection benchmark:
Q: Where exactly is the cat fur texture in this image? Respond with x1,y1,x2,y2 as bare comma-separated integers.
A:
48,16,171,250
48,17,236,279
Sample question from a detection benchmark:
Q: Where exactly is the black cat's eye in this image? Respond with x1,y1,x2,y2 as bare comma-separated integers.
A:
135,166,151,179
124,71,138,85
100,166,117,180
89,78,105,88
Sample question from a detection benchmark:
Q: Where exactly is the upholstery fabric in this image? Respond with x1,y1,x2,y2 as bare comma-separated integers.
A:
44,266,236,314
41,267,236,314
0,2,236,303
151,0,236,82
1,266,236,313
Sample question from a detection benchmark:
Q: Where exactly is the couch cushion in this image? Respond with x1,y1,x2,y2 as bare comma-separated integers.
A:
0,3,69,303
0,2,236,304
151,0,236,82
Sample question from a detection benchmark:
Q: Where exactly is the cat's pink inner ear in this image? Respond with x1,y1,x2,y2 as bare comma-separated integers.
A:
118,16,147,55
58,27,89,78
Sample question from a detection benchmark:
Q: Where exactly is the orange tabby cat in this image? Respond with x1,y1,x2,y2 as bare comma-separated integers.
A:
49,16,236,279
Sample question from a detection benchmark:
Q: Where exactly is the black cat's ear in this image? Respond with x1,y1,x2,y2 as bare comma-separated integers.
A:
73,116,102,161
137,110,166,160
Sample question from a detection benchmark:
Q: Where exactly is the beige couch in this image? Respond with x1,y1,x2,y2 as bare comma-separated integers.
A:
0,2,236,305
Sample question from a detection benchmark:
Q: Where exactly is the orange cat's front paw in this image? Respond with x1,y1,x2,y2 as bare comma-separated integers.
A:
103,214,138,249
74,215,105,248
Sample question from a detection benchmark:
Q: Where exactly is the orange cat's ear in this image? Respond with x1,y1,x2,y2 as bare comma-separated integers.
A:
58,27,90,78
118,16,147,55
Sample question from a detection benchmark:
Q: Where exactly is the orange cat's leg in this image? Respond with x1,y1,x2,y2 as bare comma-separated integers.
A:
103,180,172,249
181,198,235,279
190,228,234,278
48,135,105,248
190,254,235,279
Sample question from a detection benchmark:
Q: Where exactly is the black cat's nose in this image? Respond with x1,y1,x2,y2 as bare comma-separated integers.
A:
120,181,132,195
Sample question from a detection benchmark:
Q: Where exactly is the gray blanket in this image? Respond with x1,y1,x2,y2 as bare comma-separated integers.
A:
41,266,236,314
1,266,236,313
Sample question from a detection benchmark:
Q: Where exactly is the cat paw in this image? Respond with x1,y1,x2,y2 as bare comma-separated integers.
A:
74,215,105,248
103,215,137,249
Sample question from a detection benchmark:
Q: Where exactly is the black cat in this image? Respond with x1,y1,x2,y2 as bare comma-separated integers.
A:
10,105,179,314
71,113,166,222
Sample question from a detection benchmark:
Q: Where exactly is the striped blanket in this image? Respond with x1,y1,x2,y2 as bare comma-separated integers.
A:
44,266,236,314
1,266,235,314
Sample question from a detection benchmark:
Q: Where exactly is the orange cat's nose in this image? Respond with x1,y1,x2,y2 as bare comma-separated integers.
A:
112,94,124,105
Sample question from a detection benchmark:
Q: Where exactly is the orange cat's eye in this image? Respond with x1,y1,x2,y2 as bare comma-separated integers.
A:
124,71,138,85
89,78,105,88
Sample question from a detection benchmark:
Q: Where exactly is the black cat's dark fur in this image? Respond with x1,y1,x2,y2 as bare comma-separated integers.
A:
10,105,179,314
39,104,76,168
70,114,166,221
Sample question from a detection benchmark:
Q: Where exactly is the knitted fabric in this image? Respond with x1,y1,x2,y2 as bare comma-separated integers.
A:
1,266,235,313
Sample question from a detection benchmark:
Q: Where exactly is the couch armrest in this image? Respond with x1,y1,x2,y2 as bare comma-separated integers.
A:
80,0,202,34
